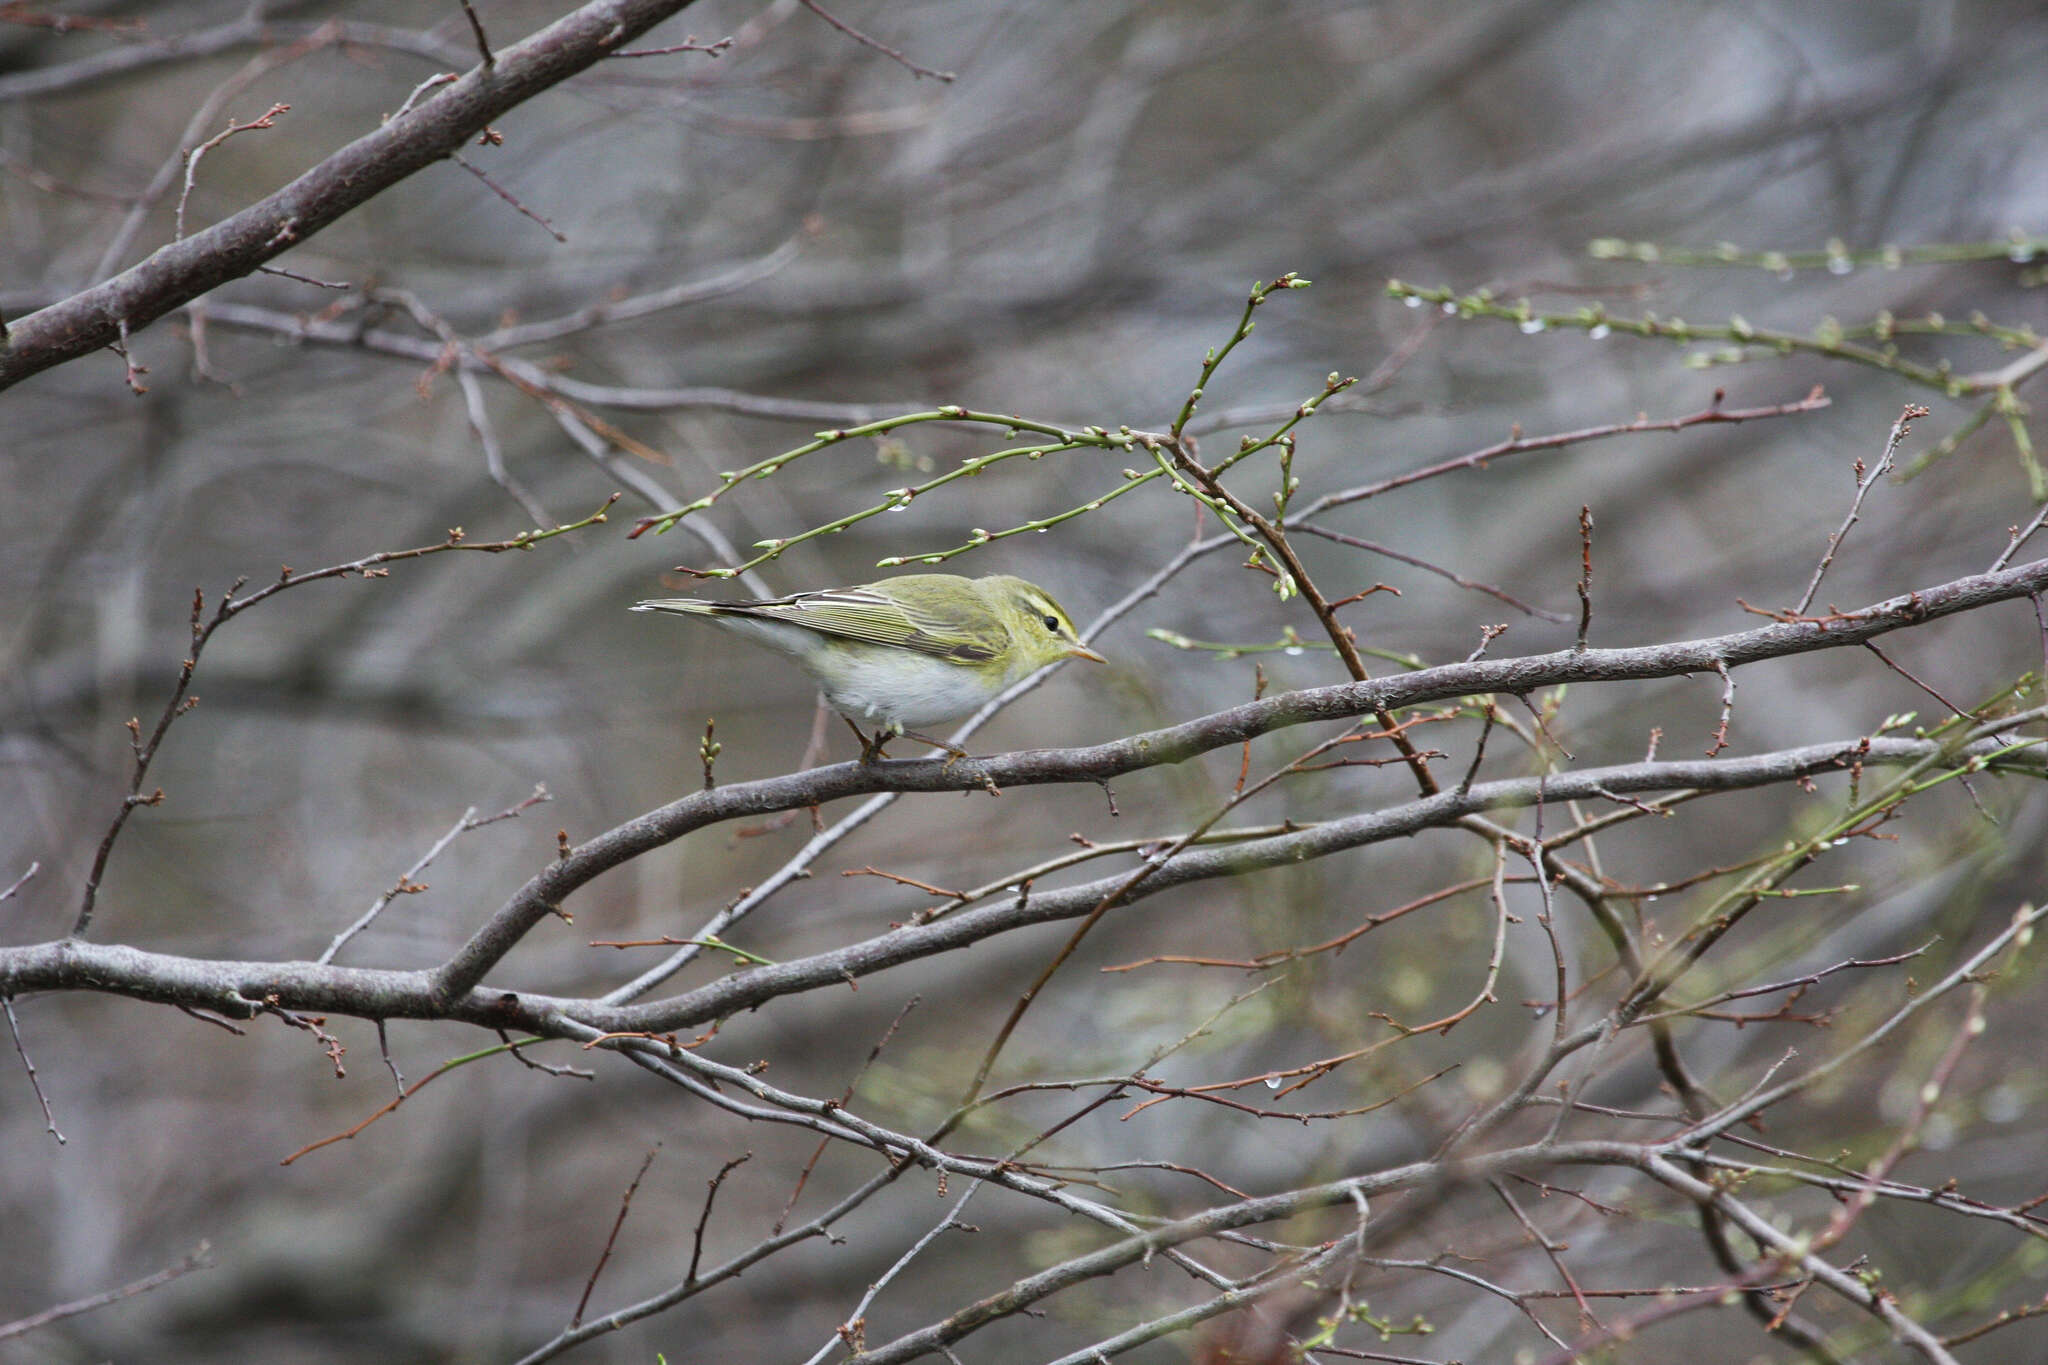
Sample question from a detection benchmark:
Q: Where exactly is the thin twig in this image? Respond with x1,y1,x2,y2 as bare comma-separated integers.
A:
774,999,922,1233
1863,640,1974,723
374,1019,406,1095
391,70,461,121
89,23,336,284
455,0,493,66
174,102,287,240
572,1145,660,1327
612,35,734,58
686,1152,754,1285
1295,523,1568,620
2,996,64,1143
797,0,955,80
1303,387,1831,513
1705,658,1734,756
457,368,555,524
449,153,566,241
802,1181,985,1365
0,861,37,904
1793,404,1925,615
319,807,473,964
0,1243,212,1343
1991,498,2048,572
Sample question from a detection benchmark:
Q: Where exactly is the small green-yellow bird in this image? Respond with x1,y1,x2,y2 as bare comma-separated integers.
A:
633,572,1104,759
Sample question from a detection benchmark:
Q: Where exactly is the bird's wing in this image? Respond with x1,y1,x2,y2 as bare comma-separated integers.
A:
729,588,1005,663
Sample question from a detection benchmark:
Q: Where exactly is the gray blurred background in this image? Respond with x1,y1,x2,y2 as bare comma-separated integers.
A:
5,1,2048,1360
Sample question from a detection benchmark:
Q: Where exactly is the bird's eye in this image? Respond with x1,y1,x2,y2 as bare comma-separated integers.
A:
1042,614,1060,631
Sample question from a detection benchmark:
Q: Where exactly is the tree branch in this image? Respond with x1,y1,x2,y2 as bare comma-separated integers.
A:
0,0,705,392
1,731,2033,1038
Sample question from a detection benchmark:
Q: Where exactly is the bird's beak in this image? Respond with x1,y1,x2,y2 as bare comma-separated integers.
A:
1068,643,1108,663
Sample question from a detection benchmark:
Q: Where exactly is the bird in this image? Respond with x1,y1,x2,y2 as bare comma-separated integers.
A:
633,572,1105,760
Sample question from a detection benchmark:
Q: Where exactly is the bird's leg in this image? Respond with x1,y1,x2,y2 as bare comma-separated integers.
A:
842,715,890,763
898,729,971,769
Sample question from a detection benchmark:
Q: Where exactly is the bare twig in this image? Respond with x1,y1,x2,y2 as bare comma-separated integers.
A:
1991,498,2048,572
1705,657,1734,756
449,153,567,241
1793,403,1925,615
319,788,548,965
1295,523,1568,620
572,1145,660,1326
686,1152,754,1285
0,862,37,904
456,368,554,524
802,1181,985,1365
2,996,63,1143
0,1244,212,1343
175,102,288,240
456,0,493,66
613,34,733,58
797,0,955,81
1574,504,1594,650
1304,387,1831,512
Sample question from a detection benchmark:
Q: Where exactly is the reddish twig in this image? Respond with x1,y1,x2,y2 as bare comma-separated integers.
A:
1296,523,1568,620
687,1153,754,1284
450,152,567,241
175,102,288,239
841,866,965,899
773,1000,919,1233
1862,640,1973,723
573,1145,661,1326
1308,387,1831,510
1494,1180,1601,1331
1574,505,1595,651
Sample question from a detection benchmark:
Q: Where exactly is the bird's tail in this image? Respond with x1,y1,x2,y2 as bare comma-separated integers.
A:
631,599,725,616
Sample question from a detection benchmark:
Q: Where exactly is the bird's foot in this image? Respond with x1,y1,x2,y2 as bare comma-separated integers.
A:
843,717,892,763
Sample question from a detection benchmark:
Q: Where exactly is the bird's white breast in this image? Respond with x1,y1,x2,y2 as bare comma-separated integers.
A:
815,648,1000,729
703,614,1004,729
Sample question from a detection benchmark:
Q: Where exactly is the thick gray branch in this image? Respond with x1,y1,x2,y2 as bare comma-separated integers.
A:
0,736,2033,1034
0,0,701,391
